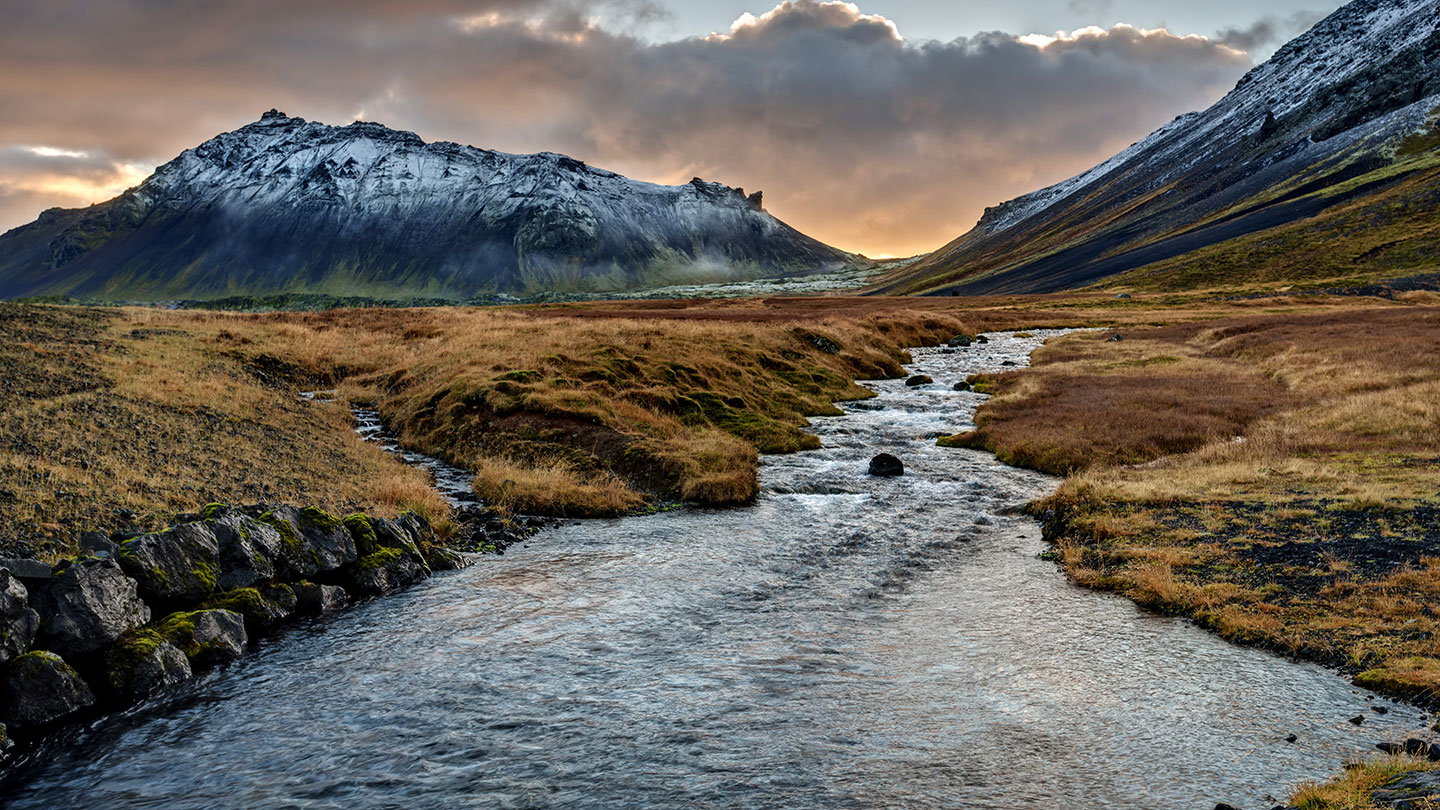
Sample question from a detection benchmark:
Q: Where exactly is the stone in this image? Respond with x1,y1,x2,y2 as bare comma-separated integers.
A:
260,506,357,580
1115,293,1132,299
1370,770,1440,809
947,334,973,348
1350,714,1366,725
345,547,431,598
952,382,972,392
423,546,471,571
905,375,933,387
1285,733,1298,743
78,531,119,558
202,585,294,633
0,557,54,583
102,630,192,700
0,568,39,665
1428,742,1440,762
1001,360,1017,366
2,650,96,729
293,581,348,614
211,511,284,590
116,522,220,605
154,609,247,669
868,453,904,477
1108,334,1126,342
30,558,150,660
1214,804,1242,810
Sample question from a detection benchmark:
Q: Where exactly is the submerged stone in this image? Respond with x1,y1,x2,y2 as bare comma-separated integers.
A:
869,453,904,477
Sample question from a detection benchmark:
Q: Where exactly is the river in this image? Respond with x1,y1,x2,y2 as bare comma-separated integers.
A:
2,331,1422,809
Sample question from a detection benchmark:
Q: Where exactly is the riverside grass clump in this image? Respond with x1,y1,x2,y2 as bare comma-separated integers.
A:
940,305,1440,697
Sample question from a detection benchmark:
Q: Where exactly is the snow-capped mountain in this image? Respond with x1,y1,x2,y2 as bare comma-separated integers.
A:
880,0,1440,295
0,111,857,300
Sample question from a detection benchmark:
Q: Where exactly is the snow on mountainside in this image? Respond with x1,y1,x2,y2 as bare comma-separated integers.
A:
886,0,1440,295
0,111,857,300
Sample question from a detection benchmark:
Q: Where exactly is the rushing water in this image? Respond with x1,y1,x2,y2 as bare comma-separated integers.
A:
5,332,1428,809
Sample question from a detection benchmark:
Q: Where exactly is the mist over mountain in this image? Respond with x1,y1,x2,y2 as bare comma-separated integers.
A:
0,111,858,301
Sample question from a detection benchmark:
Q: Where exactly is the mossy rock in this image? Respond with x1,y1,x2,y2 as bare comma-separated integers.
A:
344,514,380,557
102,629,191,700
202,587,293,634
2,650,96,729
153,609,247,669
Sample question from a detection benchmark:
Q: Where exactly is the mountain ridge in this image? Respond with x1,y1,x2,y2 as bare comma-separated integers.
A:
878,0,1440,295
0,111,859,300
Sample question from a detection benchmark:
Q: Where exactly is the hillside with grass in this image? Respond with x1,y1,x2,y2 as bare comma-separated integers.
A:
874,0,1440,297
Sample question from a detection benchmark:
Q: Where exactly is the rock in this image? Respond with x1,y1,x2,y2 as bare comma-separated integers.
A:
0,557,54,583
868,454,904,477
1001,360,1017,366
0,723,12,759
423,546,471,571
374,517,424,557
396,512,438,548
154,609,247,669
211,511,284,590
1214,804,1242,810
1374,705,1390,715
1370,770,1440,808
260,507,357,580
975,335,989,343
1402,738,1426,756
30,558,150,660
1379,742,1403,754
202,585,295,633
1350,714,1366,725
947,335,973,348
1115,293,1132,299
1285,733,1298,743
1108,334,1126,342
79,531,119,558
116,522,220,605
905,375,933,387
1428,742,1440,762
102,630,192,700
952,382,972,392
293,581,348,614
0,568,39,665
2,651,96,729
344,547,431,598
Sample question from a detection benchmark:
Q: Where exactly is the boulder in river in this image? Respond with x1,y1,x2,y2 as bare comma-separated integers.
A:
202,585,295,633
869,454,904,477
2,650,96,729
30,558,150,660
953,382,972,392
0,568,40,665
116,522,221,605
154,609,248,669
345,547,431,597
905,375,933,387
102,630,192,700
947,335,973,348
293,581,348,614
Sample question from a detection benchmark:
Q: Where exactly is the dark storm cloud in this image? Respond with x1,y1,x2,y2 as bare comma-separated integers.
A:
1215,11,1325,52
0,0,1252,255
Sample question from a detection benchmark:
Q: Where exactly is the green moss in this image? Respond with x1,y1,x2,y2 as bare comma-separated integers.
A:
495,369,542,383
343,514,379,557
259,512,302,553
193,560,218,592
298,506,342,533
199,503,228,521
11,651,73,686
937,432,986,450
103,629,164,691
353,547,403,574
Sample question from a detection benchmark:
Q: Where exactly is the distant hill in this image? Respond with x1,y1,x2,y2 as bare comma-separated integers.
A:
876,0,1440,296
0,111,860,301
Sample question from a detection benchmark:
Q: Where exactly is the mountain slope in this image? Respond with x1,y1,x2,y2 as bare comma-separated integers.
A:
878,0,1440,296
0,111,858,300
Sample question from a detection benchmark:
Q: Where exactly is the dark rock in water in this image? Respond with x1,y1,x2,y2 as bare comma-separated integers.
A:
0,557,54,583
211,510,284,590
905,375,933,387
1213,804,1242,810
1373,705,1389,714
345,547,430,597
976,335,990,344
1001,361,1017,366
1350,714,1366,725
1406,738,1428,756
947,335,973,348
102,631,192,700
869,454,904,477
1429,742,1440,762
293,582,348,614
1378,742,1402,754
1108,334,1125,342
202,585,294,633
1,650,95,729
78,532,119,558
424,546,471,571
953,382,972,392
1285,733,1298,743
261,506,357,580
154,609,247,668
30,558,150,659
0,568,39,665
116,522,220,605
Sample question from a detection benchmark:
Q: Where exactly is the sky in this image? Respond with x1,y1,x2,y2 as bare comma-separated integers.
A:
0,0,1342,258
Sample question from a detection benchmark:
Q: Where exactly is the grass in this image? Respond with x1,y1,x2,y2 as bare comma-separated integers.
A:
1291,755,1440,809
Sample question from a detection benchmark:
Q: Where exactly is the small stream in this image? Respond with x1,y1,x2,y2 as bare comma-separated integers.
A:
4,331,1427,809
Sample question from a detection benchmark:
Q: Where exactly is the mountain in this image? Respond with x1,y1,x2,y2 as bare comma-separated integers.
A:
878,0,1440,296
0,111,858,300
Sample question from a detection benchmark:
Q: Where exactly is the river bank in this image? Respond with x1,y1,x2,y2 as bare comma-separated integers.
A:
3,329,1423,809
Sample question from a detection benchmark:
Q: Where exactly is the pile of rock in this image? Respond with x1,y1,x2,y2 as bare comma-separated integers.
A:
0,504,464,757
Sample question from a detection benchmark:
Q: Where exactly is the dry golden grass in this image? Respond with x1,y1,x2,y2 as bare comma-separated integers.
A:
471,456,647,517
1291,755,1440,810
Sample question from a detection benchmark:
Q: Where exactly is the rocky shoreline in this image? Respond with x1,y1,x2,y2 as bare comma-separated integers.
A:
0,502,551,771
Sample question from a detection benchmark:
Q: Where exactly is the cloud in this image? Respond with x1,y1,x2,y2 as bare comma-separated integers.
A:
1215,11,1326,52
0,0,1254,256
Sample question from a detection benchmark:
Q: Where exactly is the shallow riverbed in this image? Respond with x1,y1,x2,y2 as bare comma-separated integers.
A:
2,331,1424,809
